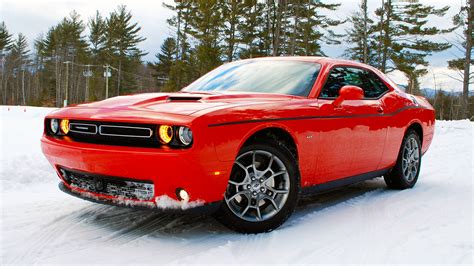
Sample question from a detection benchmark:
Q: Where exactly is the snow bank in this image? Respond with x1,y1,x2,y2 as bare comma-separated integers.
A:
0,106,57,190
0,106,472,264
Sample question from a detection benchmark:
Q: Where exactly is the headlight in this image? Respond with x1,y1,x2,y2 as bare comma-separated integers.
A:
178,126,193,146
158,125,173,144
60,119,69,134
50,119,59,134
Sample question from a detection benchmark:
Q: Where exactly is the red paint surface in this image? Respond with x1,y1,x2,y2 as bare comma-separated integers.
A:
41,57,435,206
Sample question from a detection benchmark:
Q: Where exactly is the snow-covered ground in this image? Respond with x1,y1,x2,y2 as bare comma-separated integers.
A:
0,105,472,265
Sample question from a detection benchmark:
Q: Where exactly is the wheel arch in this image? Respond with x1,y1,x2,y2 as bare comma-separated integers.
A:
406,121,423,146
239,124,299,162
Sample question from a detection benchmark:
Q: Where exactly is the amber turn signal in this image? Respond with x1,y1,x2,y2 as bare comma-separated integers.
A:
60,119,69,134
158,125,173,144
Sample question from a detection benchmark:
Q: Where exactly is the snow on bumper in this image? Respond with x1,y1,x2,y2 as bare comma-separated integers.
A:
41,135,232,205
59,182,219,213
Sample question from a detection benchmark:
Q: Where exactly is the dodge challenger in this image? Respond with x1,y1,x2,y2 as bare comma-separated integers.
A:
41,57,435,233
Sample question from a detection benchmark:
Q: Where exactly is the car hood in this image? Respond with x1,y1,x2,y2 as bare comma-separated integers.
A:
72,92,299,116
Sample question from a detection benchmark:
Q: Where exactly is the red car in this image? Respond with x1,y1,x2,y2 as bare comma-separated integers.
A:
41,57,435,233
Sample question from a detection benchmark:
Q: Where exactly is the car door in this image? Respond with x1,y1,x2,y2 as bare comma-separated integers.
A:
314,66,389,182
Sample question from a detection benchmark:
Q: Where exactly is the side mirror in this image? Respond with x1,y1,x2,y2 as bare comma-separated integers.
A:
333,85,364,107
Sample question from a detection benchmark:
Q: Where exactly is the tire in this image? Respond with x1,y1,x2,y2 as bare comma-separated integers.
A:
384,129,422,189
216,140,300,233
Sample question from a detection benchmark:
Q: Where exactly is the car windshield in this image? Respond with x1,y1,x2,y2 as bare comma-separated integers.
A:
182,60,321,97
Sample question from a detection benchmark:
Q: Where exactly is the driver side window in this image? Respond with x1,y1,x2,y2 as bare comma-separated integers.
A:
320,67,389,99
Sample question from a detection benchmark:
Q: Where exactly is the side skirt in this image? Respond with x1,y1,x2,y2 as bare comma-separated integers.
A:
301,168,390,195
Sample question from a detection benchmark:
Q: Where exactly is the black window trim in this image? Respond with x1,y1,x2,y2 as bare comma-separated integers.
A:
317,64,392,100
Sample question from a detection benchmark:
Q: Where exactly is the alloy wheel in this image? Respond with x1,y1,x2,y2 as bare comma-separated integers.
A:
224,150,290,222
401,136,420,182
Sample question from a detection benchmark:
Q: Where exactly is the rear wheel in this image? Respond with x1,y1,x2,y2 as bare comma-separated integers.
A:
217,141,299,233
384,129,422,189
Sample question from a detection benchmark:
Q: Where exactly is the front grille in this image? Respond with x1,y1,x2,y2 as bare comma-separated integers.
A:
70,123,98,134
60,168,154,201
66,120,161,148
99,125,152,138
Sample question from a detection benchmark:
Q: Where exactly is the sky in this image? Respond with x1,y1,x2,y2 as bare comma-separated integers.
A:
1,0,470,91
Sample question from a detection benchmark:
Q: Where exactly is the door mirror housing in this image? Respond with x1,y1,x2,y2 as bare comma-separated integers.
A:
333,85,364,107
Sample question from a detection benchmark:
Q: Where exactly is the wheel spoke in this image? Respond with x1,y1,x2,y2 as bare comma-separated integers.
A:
225,191,247,203
263,195,279,211
231,161,250,185
228,180,242,186
402,161,408,171
263,170,287,184
265,154,274,172
235,161,247,172
255,206,262,220
240,204,251,218
252,151,258,173
266,186,289,194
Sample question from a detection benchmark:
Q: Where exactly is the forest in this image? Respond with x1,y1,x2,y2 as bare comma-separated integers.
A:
0,0,472,120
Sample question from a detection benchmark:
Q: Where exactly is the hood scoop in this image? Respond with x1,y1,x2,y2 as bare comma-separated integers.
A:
167,96,202,102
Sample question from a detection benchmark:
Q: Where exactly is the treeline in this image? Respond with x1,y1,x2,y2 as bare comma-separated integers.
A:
152,0,472,119
0,0,472,120
0,6,156,107
426,91,474,120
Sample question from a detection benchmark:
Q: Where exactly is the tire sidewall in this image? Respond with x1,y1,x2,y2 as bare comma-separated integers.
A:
394,130,422,188
218,140,300,233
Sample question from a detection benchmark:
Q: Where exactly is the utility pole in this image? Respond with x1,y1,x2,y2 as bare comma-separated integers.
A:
83,64,92,102
21,67,25,106
104,64,111,99
461,0,473,119
63,61,70,106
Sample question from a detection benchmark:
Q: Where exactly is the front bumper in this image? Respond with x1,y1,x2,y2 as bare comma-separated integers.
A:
59,182,221,214
41,135,232,207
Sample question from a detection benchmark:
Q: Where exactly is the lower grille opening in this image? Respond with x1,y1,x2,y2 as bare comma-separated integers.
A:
59,168,154,201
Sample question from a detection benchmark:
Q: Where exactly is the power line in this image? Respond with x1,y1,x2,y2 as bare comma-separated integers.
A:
63,61,159,82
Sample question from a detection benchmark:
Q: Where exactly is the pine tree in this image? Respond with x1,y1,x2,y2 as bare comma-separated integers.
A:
238,1,267,58
374,0,454,94
164,1,192,61
10,33,30,62
87,11,107,101
291,1,343,56
270,0,289,56
188,1,223,76
151,37,176,78
106,5,146,95
0,22,13,53
10,33,30,105
163,1,195,91
448,0,473,119
1,22,13,104
36,11,89,106
344,0,377,64
89,11,107,60
221,0,245,62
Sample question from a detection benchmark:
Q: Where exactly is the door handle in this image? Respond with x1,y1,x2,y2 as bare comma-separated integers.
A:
376,106,384,114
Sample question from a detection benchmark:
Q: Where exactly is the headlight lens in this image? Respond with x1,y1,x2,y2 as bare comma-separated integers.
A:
178,126,193,146
158,125,173,144
60,119,69,134
50,119,59,134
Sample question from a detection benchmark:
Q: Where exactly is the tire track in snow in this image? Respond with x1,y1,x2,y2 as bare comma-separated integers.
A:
8,204,102,264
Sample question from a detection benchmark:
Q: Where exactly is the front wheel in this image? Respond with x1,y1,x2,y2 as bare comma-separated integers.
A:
216,141,299,233
384,129,422,189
